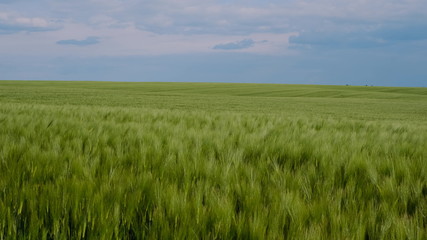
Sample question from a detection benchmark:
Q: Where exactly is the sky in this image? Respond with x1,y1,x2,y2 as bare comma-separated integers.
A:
1,0,426,87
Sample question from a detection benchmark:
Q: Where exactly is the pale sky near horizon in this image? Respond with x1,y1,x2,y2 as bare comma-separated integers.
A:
1,0,426,87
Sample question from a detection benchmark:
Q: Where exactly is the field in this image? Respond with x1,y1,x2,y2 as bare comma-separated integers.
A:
0,81,426,239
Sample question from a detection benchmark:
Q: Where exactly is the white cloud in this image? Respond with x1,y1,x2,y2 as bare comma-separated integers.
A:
0,0,426,55
0,11,60,33
0,19,297,56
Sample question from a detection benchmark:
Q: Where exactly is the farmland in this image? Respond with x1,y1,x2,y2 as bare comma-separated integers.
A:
0,81,426,239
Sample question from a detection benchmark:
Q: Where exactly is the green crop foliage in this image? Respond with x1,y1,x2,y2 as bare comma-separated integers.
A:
0,81,426,239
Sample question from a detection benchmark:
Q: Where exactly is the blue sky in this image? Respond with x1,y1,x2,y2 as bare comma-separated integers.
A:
1,0,426,87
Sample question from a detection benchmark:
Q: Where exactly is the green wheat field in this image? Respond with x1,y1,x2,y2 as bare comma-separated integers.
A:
0,81,426,239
